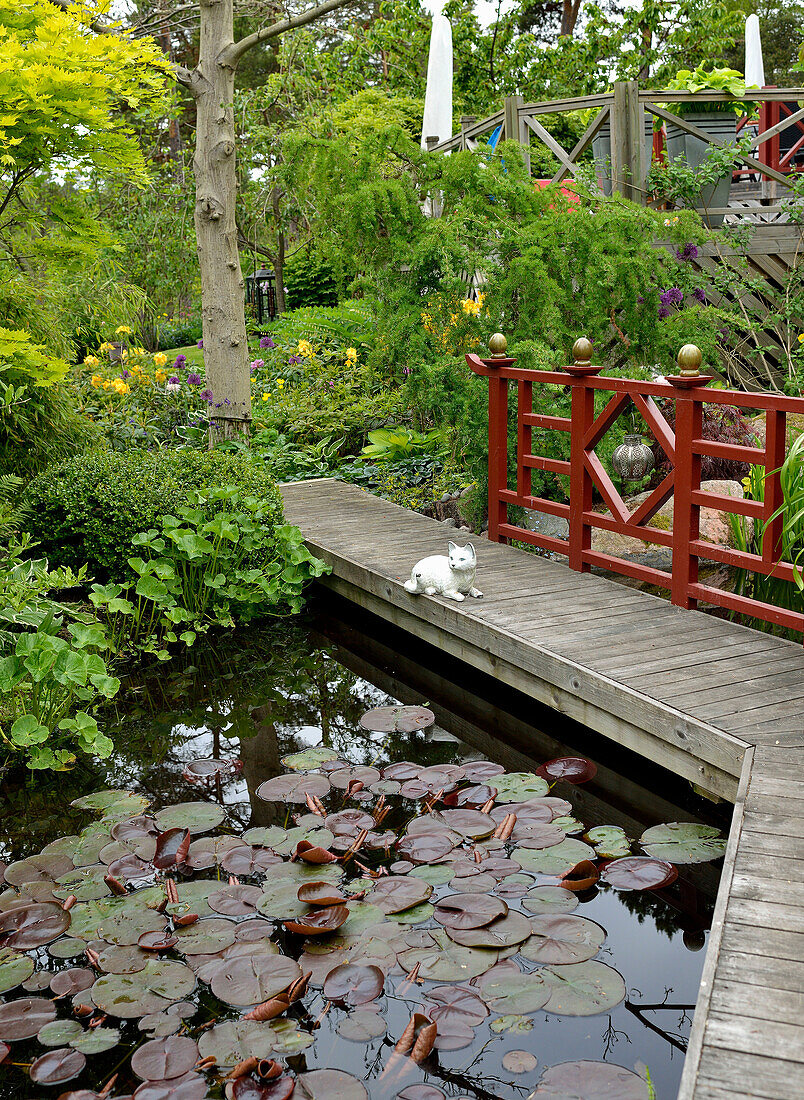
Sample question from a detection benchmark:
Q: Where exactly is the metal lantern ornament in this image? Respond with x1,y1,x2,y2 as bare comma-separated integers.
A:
245,267,277,325
612,433,655,483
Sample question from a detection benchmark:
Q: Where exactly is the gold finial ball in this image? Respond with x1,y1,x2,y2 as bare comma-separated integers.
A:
488,332,508,359
573,337,594,365
677,343,703,377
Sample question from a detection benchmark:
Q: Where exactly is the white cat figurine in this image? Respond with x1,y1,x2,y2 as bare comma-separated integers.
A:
403,542,483,602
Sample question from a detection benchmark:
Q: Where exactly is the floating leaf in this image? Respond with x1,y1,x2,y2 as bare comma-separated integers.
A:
154,802,226,834
72,790,150,816
131,1036,199,1081
473,968,549,1014
492,773,549,802
51,967,95,997
584,826,631,858
360,706,434,733
256,774,331,804
0,902,70,948
489,1014,534,1034
337,1009,387,1042
396,833,454,864
523,886,579,916
296,1069,368,1099
37,1019,84,1047
329,766,382,790
0,947,34,992
221,846,282,876
197,1020,276,1067
461,760,505,781
153,829,191,870
132,1070,208,1099
285,905,349,936
0,997,56,1040
437,809,495,839
536,757,597,784
558,860,600,893
600,856,678,891
433,894,507,930
209,954,301,1007
371,877,432,914
640,822,727,864
428,985,488,1027
540,961,626,1016
521,915,606,964
91,959,196,1018
70,1027,120,1054
533,1059,650,1098
398,929,506,982
513,839,595,876
512,823,566,849
502,1049,538,1074
29,1047,86,1085
323,963,384,1006
208,885,262,917
266,1018,315,1053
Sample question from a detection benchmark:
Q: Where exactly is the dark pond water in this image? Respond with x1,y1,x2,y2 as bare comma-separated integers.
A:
0,593,730,1100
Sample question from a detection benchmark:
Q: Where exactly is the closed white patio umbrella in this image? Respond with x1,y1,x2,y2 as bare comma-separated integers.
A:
421,0,453,150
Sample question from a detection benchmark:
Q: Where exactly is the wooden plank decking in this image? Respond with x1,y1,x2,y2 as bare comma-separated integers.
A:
281,478,804,1100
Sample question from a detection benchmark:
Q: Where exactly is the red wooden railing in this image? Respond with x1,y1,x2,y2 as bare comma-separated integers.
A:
467,338,804,640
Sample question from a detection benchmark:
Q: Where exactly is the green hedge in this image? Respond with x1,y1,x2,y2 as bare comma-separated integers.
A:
23,449,285,578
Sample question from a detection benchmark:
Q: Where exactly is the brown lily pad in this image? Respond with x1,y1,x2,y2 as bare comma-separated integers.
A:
0,997,57,1040
131,1036,199,1081
433,894,508,930
600,856,678,891
284,905,349,936
0,902,70,949
360,706,435,733
532,1059,649,1098
371,877,432,914
29,1047,86,1085
323,962,384,1006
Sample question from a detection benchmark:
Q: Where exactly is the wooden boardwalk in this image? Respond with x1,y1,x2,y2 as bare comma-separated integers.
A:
281,478,804,1100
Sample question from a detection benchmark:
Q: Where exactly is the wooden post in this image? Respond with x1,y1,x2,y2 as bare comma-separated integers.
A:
763,409,786,562
503,94,530,175
460,115,476,152
568,381,594,573
611,80,644,203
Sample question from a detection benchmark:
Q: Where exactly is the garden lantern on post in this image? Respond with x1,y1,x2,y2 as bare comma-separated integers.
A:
245,268,277,327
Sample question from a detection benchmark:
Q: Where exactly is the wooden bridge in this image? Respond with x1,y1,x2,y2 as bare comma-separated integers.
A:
281,477,804,1099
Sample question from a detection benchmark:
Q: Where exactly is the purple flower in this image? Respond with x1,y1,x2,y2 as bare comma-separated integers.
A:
173,354,187,369
259,336,275,349
288,355,303,365
197,339,203,348
200,389,213,403
692,287,707,304
187,372,202,385
658,305,671,319
637,295,645,303
403,367,411,376
675,242,699,262
120,369,131,378
250,358,265,371
168,375,180,384
660,287,684,307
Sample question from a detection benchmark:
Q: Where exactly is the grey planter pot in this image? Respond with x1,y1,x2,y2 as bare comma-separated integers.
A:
665,110,736,227
592,117,656,197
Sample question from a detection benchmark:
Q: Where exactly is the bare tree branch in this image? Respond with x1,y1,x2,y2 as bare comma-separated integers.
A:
45,0,118,35
223,0,357,66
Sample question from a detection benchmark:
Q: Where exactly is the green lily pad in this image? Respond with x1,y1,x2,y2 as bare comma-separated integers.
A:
513,839,595,876
540,960,626,1016
72,790,150,816
398,929,508,982
394,902,434,925
174,918,237,955
282,747,341,771
243,825,334,856
492,773,550,802
197,1019,277,1067
37,1019,84,1047
48,938,85,960
153,802,226,834
54,868,113,903
337,1009,387,1042
473,967,550,1013
409,865,453,886
268,1018,315,1054
640,822,727,864
523,886,579,915
490,1015,534,1034
70,1027,120,1054
90,959,196,1018
0,948,34,993
584,826,631,858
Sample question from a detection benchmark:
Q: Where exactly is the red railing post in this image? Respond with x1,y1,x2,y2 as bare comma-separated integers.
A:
487,371,509,543
517,380,533,500
763,409,786,561
670,391,702,609
568,380,594,572
758,94,781,177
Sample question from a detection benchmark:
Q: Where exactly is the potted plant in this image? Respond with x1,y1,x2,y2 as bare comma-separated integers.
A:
662,66,748,226
592,109,656,197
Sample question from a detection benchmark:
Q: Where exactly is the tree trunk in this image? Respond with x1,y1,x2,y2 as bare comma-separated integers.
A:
271,185,287,314
194,0,251,441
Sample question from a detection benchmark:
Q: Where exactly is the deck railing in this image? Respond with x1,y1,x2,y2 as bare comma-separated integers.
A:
467,339,804,639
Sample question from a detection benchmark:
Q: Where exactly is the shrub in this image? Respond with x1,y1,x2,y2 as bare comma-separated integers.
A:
23,449,286,578
283,251,340,310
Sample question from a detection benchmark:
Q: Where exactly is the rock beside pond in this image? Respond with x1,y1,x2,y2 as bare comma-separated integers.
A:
592,479,749,557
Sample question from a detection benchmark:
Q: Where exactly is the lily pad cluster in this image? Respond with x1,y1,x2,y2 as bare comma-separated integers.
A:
0,719,724,1099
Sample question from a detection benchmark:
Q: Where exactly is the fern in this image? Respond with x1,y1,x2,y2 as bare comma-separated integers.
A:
0,474,29,539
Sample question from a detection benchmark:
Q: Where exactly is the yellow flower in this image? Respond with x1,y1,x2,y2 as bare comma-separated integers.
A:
111,379,130,395
262,392,271,401
99,342,113,354
90,374,102,388
461,299,481,316
153,352,167,367
115,325,132,336
345,347,358,362
297,339,314,358
102,380,111,389
277,378,285,388
84,355,100,368
798,334,804,344
155,369,167,383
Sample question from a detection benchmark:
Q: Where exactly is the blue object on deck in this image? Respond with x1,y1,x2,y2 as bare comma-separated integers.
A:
487,123,502,151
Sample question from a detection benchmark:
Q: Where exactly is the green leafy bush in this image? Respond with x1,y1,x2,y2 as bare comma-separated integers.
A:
283,251,340,309
89,486,327,659
23,449,286,578
0,614,118,771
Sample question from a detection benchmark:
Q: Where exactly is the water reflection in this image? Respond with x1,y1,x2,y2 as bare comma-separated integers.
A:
0,597,729,1100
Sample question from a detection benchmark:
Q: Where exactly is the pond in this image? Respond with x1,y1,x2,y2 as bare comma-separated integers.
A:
0,592,731,1100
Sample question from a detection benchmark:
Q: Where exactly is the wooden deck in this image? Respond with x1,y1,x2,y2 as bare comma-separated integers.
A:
281,478,804,1100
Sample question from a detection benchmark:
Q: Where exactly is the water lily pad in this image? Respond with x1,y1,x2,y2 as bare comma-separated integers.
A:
0,902,70,948
328,766,382,790
371,877,432,914
54,867,114,903
87,941,150,974
282,746,341,771
154,829,191,870
396,833,454,864
409,865,452,886
220,846,282,876
490,1014,533,1034
51,967,95,997
434,893,507,930
461,760,506,781
197,1020,276,1067
296,1069,369,1099
398,929,505,982
512,823,566,849
323,962,385,1005
437,809,496,839
0,947,34,992
600,856,678,891
208,884,262,917
209,953,301,1007
360,706,435,733
91,959,196,1018
394,902,434,925
503,1050,538,1074
285,904,349,936
0,997,57,1040
427,985,488,1027
492,773,549,802
133,1070,208,1099
584,826,631,858
640,822,727,864
540,960,626,1016
521,915,606,964
37,1019,84,1047
473,967,549,1013
29,1047,86,1085
131,1036,199,1081
337,1009,387,1042
244,825,334,857
154,802,226,834
381,762,420,781
536,757,597,785
72,790,150,816
70,1027,120,1054
49,937,86,959
513,839,595,876
267,1018,315,1053
533,1059,649,1098
256,774,332,804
